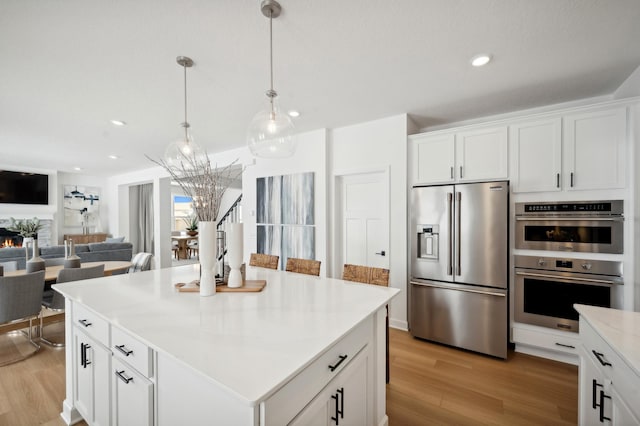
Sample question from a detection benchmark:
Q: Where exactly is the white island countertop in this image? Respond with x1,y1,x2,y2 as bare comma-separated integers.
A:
575,304,640,376
53,265,399,406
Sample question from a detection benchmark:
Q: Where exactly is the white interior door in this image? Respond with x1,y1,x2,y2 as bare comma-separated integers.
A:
338,171,389,272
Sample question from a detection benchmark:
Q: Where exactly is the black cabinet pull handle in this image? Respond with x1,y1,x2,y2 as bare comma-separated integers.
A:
331,393,339,425
592,379,602,409
328,354,348,372
80,343,86,368
115,344,134,356
337,387,344,419
599,390,611,422
115,370,133,384
84,344,91,367
78,319,92,327
592,350,612,367
570,172,574,187
556,173,560,188
554,342,575,349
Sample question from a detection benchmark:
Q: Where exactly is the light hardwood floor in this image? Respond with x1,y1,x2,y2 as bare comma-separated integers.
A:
387,328,578,425
0,324,577,425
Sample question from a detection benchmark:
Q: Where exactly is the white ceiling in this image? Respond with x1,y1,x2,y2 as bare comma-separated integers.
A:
2,0,640,176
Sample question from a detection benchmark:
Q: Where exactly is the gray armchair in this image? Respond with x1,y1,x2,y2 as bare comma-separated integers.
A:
129,252,153,273
0,270,46,366
40,264,105,346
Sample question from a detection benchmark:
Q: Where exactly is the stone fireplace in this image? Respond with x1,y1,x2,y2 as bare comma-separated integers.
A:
0,218,53,247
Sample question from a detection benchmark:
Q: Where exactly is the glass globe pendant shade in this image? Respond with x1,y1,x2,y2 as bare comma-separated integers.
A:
247,97,295,158
163,127,205,173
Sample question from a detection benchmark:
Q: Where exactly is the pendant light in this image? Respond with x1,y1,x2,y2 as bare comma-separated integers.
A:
247,0,296,158
164,56,204,171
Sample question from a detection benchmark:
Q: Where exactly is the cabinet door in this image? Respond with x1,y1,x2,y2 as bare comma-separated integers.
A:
612,387,640,426
291,347,369,426
411,133,455,185
112,357,153,426
511,118,562,192
579,348,612,426
456,126,508,182
74,329,111,426
563,107,626,190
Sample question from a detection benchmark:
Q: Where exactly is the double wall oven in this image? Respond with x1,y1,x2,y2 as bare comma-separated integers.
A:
514,200,624,332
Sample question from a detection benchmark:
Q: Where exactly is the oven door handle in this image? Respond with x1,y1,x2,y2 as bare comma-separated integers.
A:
515,216,624,222
515,271,619,286
410,281,506,297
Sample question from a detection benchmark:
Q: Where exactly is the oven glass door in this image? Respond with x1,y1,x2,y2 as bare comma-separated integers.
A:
515,218,623,253
515,270,611,332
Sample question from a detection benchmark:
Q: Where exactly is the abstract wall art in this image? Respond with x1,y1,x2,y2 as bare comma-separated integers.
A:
63,185,101,228
256,172,315,269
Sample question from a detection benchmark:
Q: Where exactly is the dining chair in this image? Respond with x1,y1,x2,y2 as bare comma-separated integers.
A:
0,260,19,272
249,253,279,270
129,252,153,273
285,257,321,276
187,240,199,259
0,270,46,366
40,264,105,347
342,263,390,383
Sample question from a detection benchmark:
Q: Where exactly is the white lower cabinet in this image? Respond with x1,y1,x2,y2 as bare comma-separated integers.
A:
112,357,154,426
579,317,640,425
290,346,370,426
74,328,111,426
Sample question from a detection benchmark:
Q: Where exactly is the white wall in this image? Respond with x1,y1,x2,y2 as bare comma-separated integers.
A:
330,114,409,330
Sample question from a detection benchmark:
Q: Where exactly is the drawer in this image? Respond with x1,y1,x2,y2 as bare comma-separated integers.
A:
112,325,153,378
72,302,109,346
513,325,581,356
261,316,372,426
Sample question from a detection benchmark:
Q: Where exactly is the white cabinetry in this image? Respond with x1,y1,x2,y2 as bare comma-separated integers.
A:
579,315,640,425
112,357,153,426
456,126,508,182
511,118,562,192
411,126,507,185
73,329,111,426
290,346,370,426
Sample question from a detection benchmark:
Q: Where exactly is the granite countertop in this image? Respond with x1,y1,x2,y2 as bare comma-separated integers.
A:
575,304,640,376
53,264,399,405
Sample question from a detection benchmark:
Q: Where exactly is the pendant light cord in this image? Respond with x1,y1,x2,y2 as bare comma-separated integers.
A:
183,62,189,139
269,10,274,94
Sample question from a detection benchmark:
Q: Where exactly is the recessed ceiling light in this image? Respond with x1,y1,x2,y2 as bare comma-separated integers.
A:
470,54,492,67
74,167,82,171
110,120,126,126
288,110,300,118
108,155,119,160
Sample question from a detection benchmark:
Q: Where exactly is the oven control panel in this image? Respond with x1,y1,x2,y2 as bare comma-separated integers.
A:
515,255,622,278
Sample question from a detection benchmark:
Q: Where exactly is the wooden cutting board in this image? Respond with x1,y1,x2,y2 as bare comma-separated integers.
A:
175,280,266,293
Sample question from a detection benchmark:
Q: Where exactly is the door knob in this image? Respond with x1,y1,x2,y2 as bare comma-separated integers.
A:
375,251,386,256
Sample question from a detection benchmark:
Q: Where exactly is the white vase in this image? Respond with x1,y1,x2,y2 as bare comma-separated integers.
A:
227,223,244,288
198,221,217,296
26,237,45,273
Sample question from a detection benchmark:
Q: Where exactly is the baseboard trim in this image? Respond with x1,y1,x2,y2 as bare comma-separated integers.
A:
389,319,408,331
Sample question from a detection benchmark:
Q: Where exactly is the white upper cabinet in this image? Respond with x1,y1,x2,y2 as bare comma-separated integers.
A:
411,133,455,184
410,126,507,185
511,118,562,193
563,107,627,191
456,126,508,182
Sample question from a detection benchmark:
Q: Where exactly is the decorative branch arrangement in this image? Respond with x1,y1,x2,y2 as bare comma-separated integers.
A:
147,152,242,222
7,217,42,238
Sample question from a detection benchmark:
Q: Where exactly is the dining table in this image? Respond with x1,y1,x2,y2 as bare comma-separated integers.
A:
4,260,133,283
171,235,198,259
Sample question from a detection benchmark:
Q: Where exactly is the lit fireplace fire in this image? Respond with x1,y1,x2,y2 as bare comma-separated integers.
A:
1,238,21,248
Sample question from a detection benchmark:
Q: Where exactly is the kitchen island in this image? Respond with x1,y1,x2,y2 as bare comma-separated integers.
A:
53,264,399,425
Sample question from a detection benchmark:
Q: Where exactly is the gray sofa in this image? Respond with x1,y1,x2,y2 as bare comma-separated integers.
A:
0,242,133,269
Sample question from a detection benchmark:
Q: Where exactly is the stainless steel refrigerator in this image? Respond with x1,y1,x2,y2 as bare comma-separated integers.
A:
409,181,508,359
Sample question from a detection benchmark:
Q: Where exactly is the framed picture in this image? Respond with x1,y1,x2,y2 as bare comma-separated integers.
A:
63,185,101,228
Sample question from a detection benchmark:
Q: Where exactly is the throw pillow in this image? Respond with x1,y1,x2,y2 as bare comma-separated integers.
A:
105,236,125,243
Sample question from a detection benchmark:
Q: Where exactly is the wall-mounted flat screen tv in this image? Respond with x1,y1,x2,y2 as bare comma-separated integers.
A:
0,170,49,205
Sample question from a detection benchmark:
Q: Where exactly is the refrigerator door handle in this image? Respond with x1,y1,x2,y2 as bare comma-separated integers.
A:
447,192,453,275
455,191,461,276
410,280,507,297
